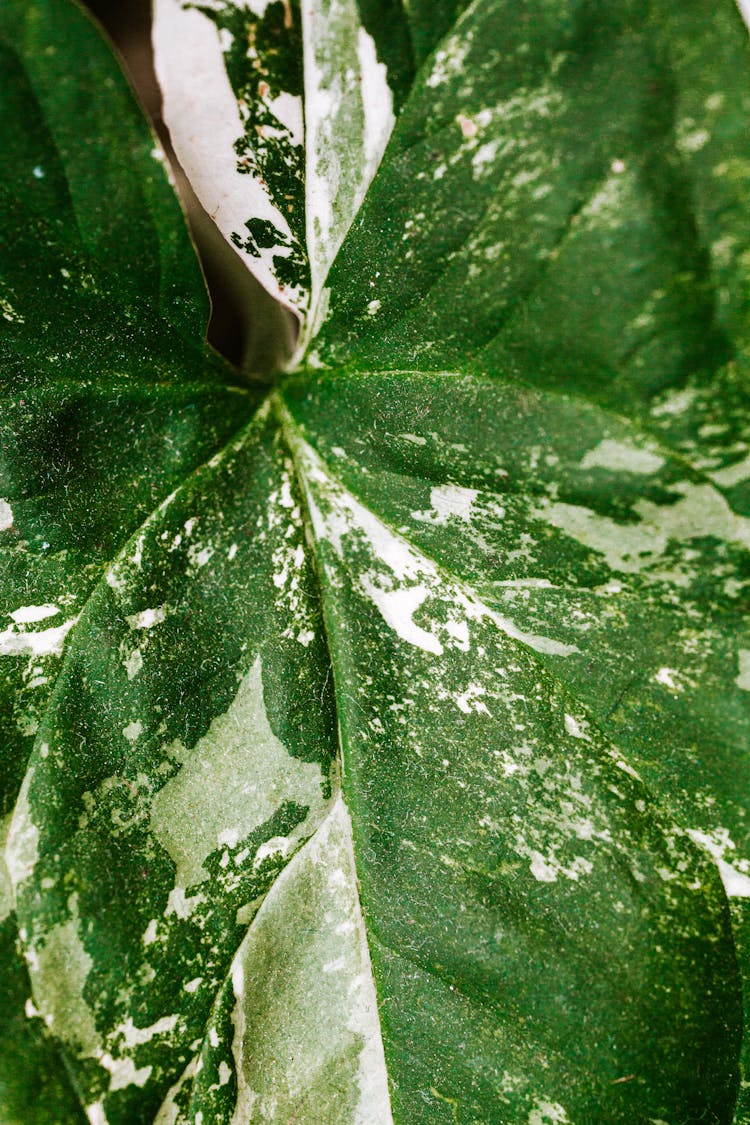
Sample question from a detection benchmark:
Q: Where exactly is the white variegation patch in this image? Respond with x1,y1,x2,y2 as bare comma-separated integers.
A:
709,452,750,488
9,603,60,624
534,481,750,576
0,617,77,657
737,649,750,691
99,1052,152,1092
153,0,304,313
26,893,99,1054
528,1098,571,1125
0,815,14,925
116,1014,179,1049
282,417,578,663
413,483,480,525
687,827,750,898
227,796,393,1124
301,0,394,343
6,768,40,889
150,656,328,892
580,439,665,475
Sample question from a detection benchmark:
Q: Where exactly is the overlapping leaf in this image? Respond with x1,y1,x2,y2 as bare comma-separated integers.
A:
3,0,750,1122
153,0,397,337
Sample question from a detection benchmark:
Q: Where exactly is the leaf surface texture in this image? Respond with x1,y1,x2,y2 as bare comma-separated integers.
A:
2,1,750,1122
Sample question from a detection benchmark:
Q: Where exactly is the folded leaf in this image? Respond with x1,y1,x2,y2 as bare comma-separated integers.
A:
153,0,397,334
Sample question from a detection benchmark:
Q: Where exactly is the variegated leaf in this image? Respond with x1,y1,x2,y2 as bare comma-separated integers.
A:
3,0,750,1122
9,404,340,1123
0,0,258,1117
153,0,396,337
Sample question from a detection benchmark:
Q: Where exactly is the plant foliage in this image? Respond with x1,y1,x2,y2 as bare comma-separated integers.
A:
1,0,750,1122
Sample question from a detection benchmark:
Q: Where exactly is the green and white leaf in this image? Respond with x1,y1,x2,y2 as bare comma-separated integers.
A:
162,795,391,1123
153,0,396,336
0,0,259,1117
3,0,750,1122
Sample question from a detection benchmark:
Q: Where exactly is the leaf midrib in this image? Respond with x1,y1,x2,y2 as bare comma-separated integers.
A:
274,385,745,1122
273,382,741,887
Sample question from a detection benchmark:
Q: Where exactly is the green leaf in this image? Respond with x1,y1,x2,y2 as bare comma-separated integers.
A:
10,403,339,1121
278,375,744,1121
315,0,750,405
0,0,258,812
0,0,258,1115
3,0,750,1122
160,795,390,1122
0,0,208,345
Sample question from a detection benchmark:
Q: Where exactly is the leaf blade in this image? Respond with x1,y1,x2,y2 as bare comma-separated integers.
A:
313,0,750,418
153,0,399,333
278,387,741,1121
178,796,392,1124
4,0,750,1120
1,0,209,342
0,0,258,1113
9,405,339,1121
